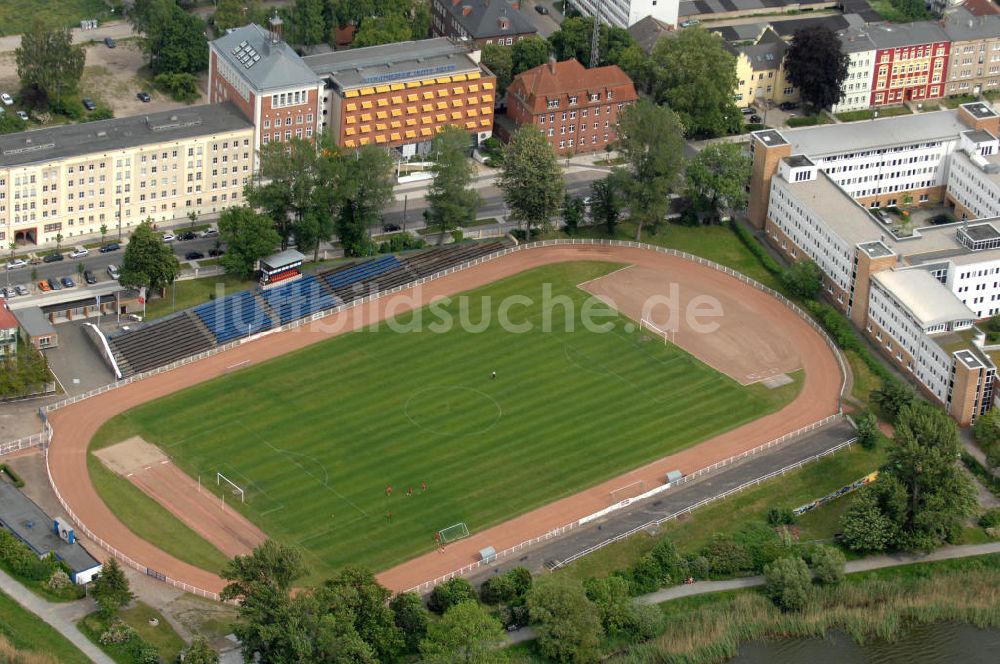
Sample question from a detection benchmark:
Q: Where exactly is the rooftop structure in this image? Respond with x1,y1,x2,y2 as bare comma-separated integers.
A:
872,268,975,328
210,23,320,91
430,0,537,46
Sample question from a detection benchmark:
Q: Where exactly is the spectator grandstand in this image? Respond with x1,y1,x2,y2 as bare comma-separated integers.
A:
192,290,275,344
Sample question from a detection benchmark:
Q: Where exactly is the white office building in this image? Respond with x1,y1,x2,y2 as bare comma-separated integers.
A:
832,29,876,114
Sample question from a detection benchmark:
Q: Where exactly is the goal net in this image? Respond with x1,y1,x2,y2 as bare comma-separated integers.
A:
609,480,646,504
640,318,674,345
438,522,470,543
217,472,245,503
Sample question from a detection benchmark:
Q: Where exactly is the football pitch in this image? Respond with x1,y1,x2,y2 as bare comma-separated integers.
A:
90,262,800,580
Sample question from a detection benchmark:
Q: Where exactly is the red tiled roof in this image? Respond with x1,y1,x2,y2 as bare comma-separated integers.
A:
0,305,17,330
508,58,638,115
963,0,999,16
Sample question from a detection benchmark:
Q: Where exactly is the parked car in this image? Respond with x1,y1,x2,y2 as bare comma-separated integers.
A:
779,101,799,111
69,246,89,258
0,93,12,106
42,252,64,263
535,4,549,13
99,242,120,253
6,258,26,270
740,106,756,116
47,278,61,291
60,276,74,288
185,251,205,260
749,114,762,124
161,233,176,242
1,287,14,298
137,91,151,103
16,110,28,121
84,270,97,285
178,231,197,241
200,227,218,237
382,223,401,233
107,264,120,280
209,247,225,257
14,285,28,296
680,19,701,27
82,98,96,111
37,280,51,293
583,196,592,206
104,37,116,48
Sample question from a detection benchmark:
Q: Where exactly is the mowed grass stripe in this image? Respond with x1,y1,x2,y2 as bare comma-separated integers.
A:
92,262,799,582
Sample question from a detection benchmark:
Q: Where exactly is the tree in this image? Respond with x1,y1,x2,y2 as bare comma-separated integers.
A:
498,126,564,242
840,486,897,552
337,145,395,256
615,100,686,240
855,409,879,450
181,636,218,664
809,545,846,585
218,206,281,279
211,0,247,32
870,381,915,422
526,576,603,664
764,556,812,611
152,72,200,103
511,36,550,75
353,13,412,48
590,174,622,236
973,408,1000,467
318,566,403,661
685,143,751,221
583,575,635,636
419,601,507,663
481,44,513,95
0,112,28,134
547,17,637,68
99,224,108,247
784,27,850,111
562,194,586,235
292,0,326,45
428,577,477,615
247,138,321,249
424,125,481,242
91,558,134,618
130,0,209,74
780,260,823,299
15,20,85,106
390,592,429,652
889,0,930,20
649,28,742,138
119,220,181,294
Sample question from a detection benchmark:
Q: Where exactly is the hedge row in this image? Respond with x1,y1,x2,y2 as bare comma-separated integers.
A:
0,464,24,488
727,219,783,276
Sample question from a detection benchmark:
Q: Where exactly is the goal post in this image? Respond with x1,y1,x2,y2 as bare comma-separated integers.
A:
609,480,646,504
639,318,673,345
217,472,245,503
437,522,470,543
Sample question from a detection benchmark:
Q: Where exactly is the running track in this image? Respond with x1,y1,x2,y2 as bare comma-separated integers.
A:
46,244,843,596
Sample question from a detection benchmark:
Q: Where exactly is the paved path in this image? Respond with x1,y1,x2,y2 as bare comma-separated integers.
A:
0,21,136,53
0,567,114,664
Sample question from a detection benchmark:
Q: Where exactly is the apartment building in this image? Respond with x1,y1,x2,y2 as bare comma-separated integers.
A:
942,8,1000,98
430,0,537,47
570,0,679,30
0,103,254,249
504,58,637,155
729,28,798,107
0,305,17,359
208,19,325,150
749,102,1000,424
867,22,950,107
303,38,496,157
831,28,876,114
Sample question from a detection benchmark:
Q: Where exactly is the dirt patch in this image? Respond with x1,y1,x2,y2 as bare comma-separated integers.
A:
581,264,802,385
94,436,265,559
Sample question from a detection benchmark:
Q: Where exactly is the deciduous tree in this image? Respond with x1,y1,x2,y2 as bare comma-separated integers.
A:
590,173,622,235
390,592,429,652
526,576,603,664
15,20,85,105
809,545,846,585
562,194,586,235
425,125,481,242
119,220,181,294
512,36,550,75
498,126,564,242
547,17,636,68
482,44,513,95
784,26,850,111
780,259,823,299
764,556,812,611
218,206,281,279
419,601,507,663
181,636,219,664
130,0,209,74
335,145,394,256
685,143,751,221
353,13,412,48
615,100,686,239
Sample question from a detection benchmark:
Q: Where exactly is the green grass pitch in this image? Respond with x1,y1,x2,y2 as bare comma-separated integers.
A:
91,262,800,582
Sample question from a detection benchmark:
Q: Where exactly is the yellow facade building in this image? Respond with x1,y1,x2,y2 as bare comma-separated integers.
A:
730,28,800,108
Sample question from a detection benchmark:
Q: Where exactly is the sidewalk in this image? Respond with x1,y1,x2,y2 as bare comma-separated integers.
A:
0,567,114,664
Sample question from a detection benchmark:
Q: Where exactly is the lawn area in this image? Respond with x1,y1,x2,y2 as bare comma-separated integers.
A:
90,262,798,581
944,94,979,109
0,0,113,36
79,602,185,664
846,349,881,404
558,439,887,582
867,0,921,22
144,273,256,321
0,589,90,664
836,106,912,122
786,114,833,128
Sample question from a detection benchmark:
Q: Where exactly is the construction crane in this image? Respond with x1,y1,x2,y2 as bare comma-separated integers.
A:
589,1,601,68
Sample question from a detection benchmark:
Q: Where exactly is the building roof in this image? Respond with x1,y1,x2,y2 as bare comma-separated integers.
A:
679,0,831,18
629,15,674,53
865,21,950,49
872,268,974,328
943,6,1000,40
960,0,1000,16
12,307,55,337
0,478,101,576
729,28,787,69
303,37,482,91
261,249,305,270
434,0,537,40
710,22,769,44
211,23,320,91
0,305,16,330
0,103,253,169
508,58,637,114
779,108,968,157
839,26,879,55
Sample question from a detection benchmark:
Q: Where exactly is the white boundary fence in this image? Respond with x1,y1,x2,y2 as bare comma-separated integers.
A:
27,239,849,601
0,430,50,457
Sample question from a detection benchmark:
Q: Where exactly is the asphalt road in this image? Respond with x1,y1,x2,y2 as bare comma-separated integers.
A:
463,418,858,586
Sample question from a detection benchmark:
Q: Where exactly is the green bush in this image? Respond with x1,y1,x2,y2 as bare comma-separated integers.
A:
786,115,825,128
50,98,84,120
377,232,425,254
0,464,24,488
808,545,846,585
727,219,782,276
766,507,796,526
764,556,813,611
153,72,201,103
427,577,476,614
979,508,1000,529
479,574,516,605
84,106,114,122
781,260,822,299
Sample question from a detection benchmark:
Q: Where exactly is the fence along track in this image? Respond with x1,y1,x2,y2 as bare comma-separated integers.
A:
31,239,849,600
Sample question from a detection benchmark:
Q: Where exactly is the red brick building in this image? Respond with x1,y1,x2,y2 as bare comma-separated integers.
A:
866,22,951,107
504,58,637,154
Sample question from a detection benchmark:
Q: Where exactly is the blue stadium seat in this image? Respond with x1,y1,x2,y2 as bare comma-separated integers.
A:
322,255,402,291
193,290,274,344
260,275,339,325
